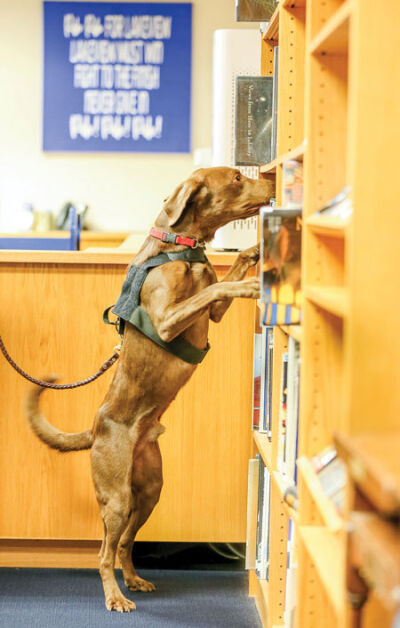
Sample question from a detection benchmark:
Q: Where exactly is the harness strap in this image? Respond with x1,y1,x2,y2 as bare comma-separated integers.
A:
129,306,210,365
108,247,210,364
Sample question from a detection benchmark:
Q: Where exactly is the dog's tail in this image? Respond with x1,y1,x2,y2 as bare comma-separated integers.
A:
25,377,93,452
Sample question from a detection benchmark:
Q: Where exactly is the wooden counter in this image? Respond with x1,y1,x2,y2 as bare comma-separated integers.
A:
0,247,255,567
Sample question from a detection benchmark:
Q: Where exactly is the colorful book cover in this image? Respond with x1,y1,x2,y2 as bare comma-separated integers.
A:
260,206,302,326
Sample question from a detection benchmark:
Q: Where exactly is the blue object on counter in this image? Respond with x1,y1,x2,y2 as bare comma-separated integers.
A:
0,207,80,251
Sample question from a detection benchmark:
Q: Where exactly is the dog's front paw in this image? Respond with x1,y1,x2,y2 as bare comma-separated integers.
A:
241,243,260,266
106,594,136,612
125,575,156,592
238,277,261,299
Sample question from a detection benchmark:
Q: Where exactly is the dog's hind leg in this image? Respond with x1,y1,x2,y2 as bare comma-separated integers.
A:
99,497,136,612
91,431,137,612
118,440,163,592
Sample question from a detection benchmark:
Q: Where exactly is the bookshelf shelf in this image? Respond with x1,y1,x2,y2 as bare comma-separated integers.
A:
304,285,349,319
260,159,278,176
263,4,280,44
298,526,345,617
297,457,343,532
280,324,302,343
254,431,273,471
260,142,305,176
309,1,352,55
278,142,305,164
305,214,350,238
272,471,299,523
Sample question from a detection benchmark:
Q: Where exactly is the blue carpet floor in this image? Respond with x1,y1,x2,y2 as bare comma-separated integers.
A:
0,568,261,628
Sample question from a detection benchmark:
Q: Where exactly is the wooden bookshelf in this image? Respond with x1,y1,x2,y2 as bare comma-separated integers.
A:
248,1,400,627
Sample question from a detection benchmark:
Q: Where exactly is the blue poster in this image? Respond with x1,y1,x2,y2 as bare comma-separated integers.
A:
43,2,192,153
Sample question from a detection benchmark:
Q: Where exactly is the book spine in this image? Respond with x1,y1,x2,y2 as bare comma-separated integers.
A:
277,352,289,474
259,327,268,433
266,328,274,439
245,457,260,569
255,454,265,578
252,332,262,430
260,466,271,580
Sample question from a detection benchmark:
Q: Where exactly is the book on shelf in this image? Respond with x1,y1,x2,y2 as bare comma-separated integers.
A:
284,337,301,483
255,454,271,580
245,457,260,570
277,351,289,475
258,326,274,436
282,159,303,209
235,0,276,22
265,327,274,438
260,206,302,326
235,76,273,167
252,332,262,430
271,45,279,161
311,445,347,514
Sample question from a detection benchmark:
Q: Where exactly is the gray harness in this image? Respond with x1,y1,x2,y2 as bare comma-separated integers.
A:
109,248,210,365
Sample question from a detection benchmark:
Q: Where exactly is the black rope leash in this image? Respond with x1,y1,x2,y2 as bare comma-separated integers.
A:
0,335,120,390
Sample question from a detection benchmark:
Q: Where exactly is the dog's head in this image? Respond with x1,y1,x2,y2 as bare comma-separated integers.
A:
156,167,275,242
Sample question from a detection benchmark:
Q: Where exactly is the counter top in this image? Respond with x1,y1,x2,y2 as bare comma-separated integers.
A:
0,248,240,266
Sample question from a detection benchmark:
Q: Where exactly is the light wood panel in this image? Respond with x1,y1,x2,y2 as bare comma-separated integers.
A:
79,231,129,249
0,253,255,561
267,481,289,626
344,0,400,435
277,5,306,156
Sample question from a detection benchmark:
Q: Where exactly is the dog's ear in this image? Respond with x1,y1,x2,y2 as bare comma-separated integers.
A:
163,178,203,227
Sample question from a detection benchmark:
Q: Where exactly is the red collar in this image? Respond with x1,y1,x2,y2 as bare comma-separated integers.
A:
150,227,199,249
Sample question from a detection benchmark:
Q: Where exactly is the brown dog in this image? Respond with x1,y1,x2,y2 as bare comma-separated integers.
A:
25,167,274,612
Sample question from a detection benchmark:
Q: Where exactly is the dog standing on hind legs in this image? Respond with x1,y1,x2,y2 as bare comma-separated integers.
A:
25,167,274,612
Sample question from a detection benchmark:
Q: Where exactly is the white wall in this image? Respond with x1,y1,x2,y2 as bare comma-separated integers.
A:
0,0,257,232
